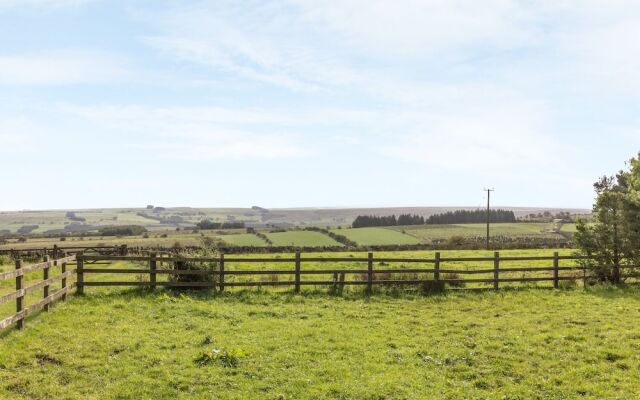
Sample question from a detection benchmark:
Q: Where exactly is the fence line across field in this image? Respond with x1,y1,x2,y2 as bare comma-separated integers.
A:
76,251,594,294
1,251,634,332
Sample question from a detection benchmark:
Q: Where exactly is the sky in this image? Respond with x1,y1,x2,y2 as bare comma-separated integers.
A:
1,0,639,211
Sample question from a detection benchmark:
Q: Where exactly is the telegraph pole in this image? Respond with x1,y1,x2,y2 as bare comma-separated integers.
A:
484,188,494,250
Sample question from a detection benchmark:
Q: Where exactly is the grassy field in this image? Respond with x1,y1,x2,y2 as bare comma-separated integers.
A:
331,227,421,245
0,223,577,251
392,223,573,242
265,231,343,247
0,285,638,399
0,231,239,250
0,207,589,235
215,233,267,247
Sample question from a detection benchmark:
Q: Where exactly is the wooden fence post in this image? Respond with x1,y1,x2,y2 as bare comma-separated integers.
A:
553,251,559,289
15,259,24,329
149,252,157,290
43,255,50,312
434,252,441,281
53,244,58,260
493,251,499,290
219,253,225,292
295,251,301,293
77,251,84,295
61,252,67,301
367,252,373,294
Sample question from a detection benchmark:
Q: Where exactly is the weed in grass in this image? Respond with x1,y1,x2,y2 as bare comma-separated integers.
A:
194,348,248,368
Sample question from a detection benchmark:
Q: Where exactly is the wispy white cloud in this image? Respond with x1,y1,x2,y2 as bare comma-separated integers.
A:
57,104,309,160
382,105,557,172
143,137,305,160
0,0,94,11
292,0,541,58
0,50,128,85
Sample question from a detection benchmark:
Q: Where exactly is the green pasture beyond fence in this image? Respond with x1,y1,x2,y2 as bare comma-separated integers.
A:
0,251,634,332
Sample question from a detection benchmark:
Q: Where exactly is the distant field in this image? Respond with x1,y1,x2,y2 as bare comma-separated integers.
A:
215,233,267,247
0,207,590,234
393,223,571,243
0,223,577,251
332,227,421,245
265,231,343,247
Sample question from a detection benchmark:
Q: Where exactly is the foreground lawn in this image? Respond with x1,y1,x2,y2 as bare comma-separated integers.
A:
1,287,639,399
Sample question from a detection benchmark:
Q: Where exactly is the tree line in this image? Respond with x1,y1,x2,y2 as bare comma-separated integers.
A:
426,209,516,224
196,220,246,230
352,209,516,228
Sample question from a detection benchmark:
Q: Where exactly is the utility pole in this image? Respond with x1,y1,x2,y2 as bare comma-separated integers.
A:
484,188,494,250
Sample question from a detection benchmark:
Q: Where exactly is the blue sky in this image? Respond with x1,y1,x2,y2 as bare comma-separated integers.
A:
1,0,639,211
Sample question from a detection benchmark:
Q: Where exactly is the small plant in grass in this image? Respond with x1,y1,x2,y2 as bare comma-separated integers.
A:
194,348,248,368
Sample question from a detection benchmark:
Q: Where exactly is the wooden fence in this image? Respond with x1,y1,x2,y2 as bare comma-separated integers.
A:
76,251,595,292
0,245,127,258
2,251,635,332
0,254,76,330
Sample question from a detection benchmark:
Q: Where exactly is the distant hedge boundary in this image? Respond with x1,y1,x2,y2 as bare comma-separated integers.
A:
113,236,571,255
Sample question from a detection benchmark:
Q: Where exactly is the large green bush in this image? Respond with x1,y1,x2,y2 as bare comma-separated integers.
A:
574,152,640,283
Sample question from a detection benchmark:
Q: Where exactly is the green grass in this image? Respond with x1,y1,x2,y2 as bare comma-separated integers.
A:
1,286,639,399
561,223,579,233
265,231,343,247
215,233,267,247
332,227,420,245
